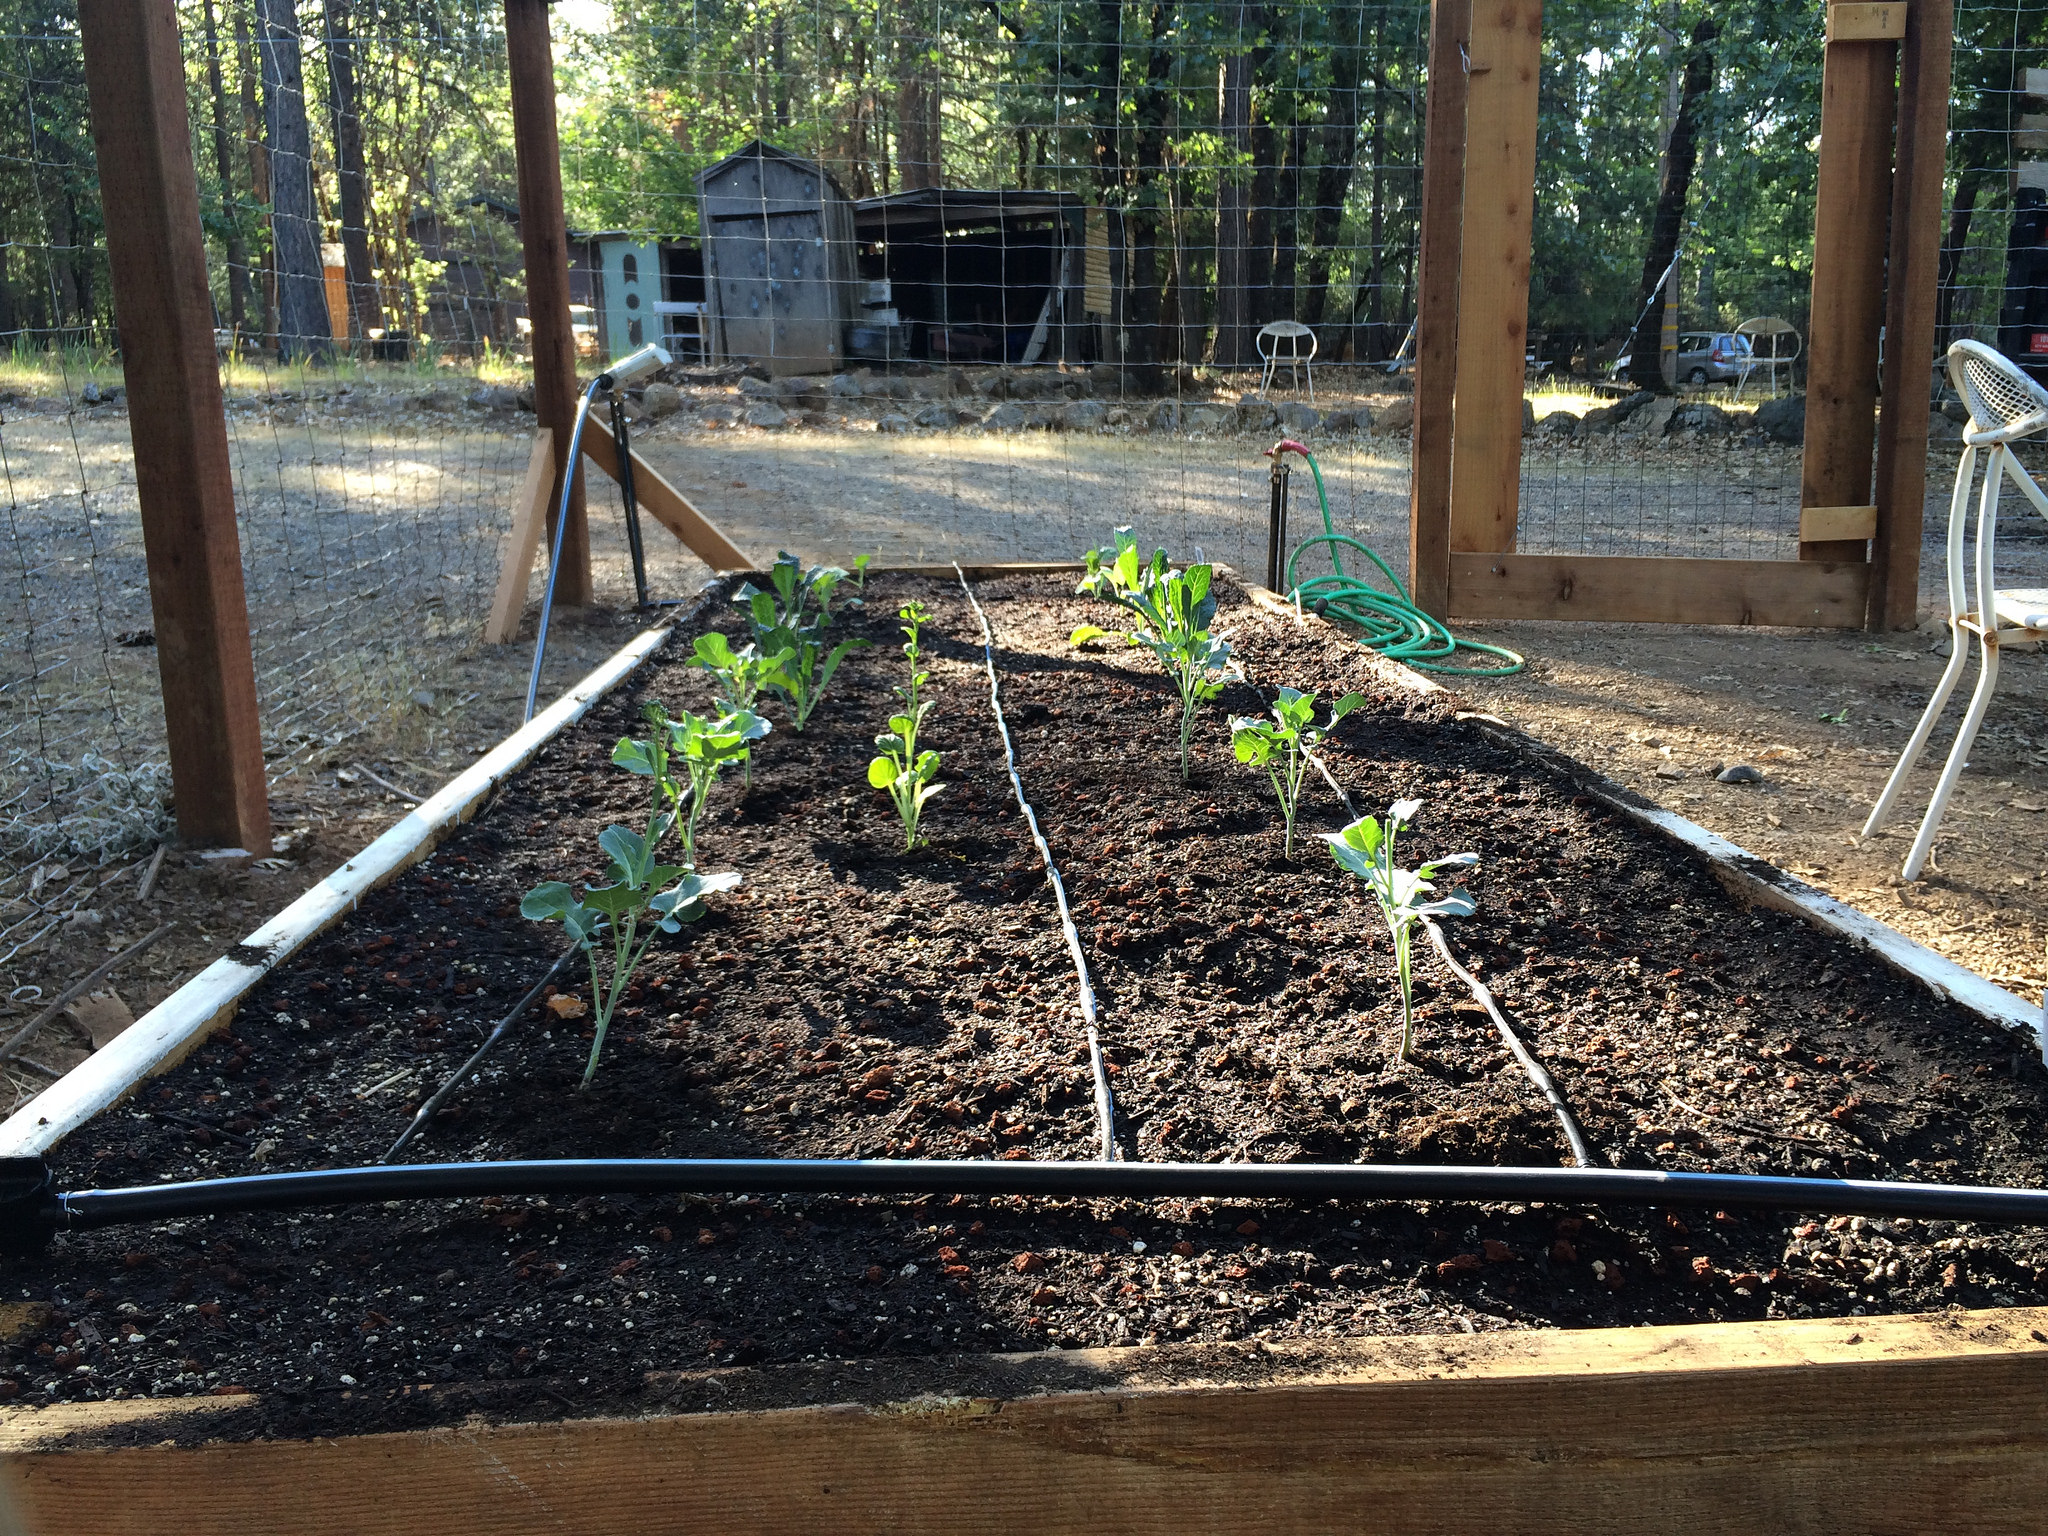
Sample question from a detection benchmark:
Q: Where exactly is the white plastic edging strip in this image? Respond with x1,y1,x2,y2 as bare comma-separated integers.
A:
0,603,712,1160
1238,579,2042,1050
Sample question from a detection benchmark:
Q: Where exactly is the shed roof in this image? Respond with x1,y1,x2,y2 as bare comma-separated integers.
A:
695,138,851,201
853,187,1084,241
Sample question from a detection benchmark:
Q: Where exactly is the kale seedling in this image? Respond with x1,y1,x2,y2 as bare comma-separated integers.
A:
1323,798,1479,1066
522,822,738,1087
868,600,944,848
1071,528,1236,782
736,551,870,730
688,632,791,784
613,701,768,869
1230,686,1365,858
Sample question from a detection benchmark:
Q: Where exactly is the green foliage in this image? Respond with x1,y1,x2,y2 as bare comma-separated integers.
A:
735,551,871,731
521,824,739,1088
612,701,768,869
689,632,793,785
868,601,944,848
1323,798,1478,1066
1074,528,1236,783
1230,686,1364,859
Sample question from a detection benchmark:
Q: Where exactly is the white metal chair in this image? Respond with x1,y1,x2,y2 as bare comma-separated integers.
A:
1256,321,1317,402
1863,339,2048,880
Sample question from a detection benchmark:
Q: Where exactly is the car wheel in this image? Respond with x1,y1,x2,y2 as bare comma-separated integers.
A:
1686,367,1710,385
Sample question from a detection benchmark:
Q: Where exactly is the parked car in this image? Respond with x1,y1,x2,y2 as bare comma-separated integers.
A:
1611,332,1754,386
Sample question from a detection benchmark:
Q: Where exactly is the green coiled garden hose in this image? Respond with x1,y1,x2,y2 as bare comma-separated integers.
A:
1273,441,1524,677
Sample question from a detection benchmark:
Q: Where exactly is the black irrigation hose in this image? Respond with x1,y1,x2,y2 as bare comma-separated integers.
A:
383,947,579,1163
28,1158,2048,1235
1422,918,1596,1169
955,564,1120,1161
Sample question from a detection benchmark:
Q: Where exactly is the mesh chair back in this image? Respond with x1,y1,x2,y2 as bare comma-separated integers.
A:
1948,339,2048,442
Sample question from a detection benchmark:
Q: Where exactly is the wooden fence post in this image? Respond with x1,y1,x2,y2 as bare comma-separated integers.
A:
1447,0,1542,560
505,0,589,607
1407,0,1472,619
78,0,271,855
1800,4,1899,563
1869,0,1953,629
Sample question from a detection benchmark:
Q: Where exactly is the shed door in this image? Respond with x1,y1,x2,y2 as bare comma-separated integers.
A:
598,239,659,359
711,209,842,376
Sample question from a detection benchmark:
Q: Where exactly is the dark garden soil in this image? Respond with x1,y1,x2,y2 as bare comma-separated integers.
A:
7,571,2048,1443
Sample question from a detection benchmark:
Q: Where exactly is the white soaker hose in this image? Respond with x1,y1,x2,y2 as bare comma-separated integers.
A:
955,565,1119,1162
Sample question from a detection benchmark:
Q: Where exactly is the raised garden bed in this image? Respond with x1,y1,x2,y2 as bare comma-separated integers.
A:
4,568,2048,1514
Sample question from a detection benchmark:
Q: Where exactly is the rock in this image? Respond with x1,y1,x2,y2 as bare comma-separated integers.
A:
1522,397,1537,436
1374,397,1414,435
1612,389,1658,421
1539,410,1580,438
1184,403,1234,433
1235,400,1280,433
912,404,955,429
1061,400,1109,432
695,402,741,428
1579,404,1620,434
468,384,519,410
80,381,104,405
1276,402,1321,433
1752,393,1806,444
828,373,864,398
410,688,437,710
1619,397,1682,438
877,412,915,433
515,387,535,412
1088,362,1123,393
1105,406,1131,427
743,402,790,429
1320,407,1368,433
1654,764,1685,780
1941,396,1969,423
738,375,780,399
1926,413,1964,444
639,382,683,418
1717,763,1765,784
1671,401,1735,434
1147,400,1181,432
419,389,457,411
982,402,1029,432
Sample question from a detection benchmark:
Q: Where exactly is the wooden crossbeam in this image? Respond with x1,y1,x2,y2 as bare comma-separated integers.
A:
579,418,752,573
1827,1,1909,41
1448,553,1870,628
482,429,555,645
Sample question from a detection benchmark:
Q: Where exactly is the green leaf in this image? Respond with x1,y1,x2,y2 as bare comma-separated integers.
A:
1419,888,1478,920
611,737,659,777
1069,624,1113,647
1388,797,1424,825
690,631,737,670
581,881,643,915
520,881,576,920
868,756,898,789
1330,691,1367,721
598,824,647,875
1338,814,1386,859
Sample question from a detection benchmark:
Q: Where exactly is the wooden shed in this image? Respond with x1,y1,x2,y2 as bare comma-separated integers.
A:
696,141,859,376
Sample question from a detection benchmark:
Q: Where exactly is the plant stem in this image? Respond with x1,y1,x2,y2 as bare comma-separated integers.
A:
1394,923,1415,1063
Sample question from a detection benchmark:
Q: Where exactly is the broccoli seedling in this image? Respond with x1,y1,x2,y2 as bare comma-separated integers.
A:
522,823,738,1087
687,633,791,785
1230,686,1365,858
1323,798,1479,1066
1071,528,1236,783
868,600,945,848
735,551,870,730
613,701,768,869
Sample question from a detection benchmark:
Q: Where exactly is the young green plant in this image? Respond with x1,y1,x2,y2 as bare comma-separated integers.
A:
521,822,739,1088
736,551,870,729
1071,528,1236,782
688,632,791,784
1323,798,1479,1066
868,599,944,848
1230,686,1365,858
612,701,769,869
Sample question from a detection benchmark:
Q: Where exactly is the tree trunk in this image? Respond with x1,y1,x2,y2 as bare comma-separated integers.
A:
322,0,382,341
1212,6,1254,368
1301,42,1364,337
1248,117,1277,322
1626,15,1716,393
895,0,941,189
200,0,252,335
1936,173,1980,354
235,6,279,349
257,0,333,362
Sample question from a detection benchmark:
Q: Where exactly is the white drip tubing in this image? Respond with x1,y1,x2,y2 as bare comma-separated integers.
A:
955,565,1119,1162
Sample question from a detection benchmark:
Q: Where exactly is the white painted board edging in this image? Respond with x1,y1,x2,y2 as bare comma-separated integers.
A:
1236,583,2043,1050
0,601,713,1159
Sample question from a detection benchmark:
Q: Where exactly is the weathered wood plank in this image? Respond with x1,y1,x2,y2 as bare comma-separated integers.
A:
1800,503,1878,543
1870,0,1952,628
5,1311,2047,1534
1827,0,1909,41
578,418,752,572
78,0,271,855
482,429,555,645
1407,0,1472,616
1801,25,1896,563
1447,0,1542,557
1448,553,1870,627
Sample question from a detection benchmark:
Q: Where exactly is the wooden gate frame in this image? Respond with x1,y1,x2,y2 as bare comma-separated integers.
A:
1410,0,1952,631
